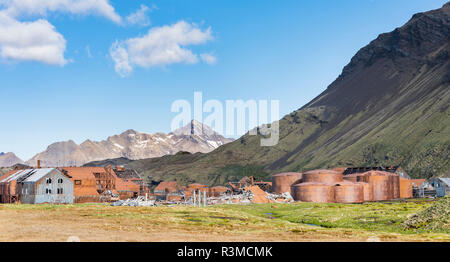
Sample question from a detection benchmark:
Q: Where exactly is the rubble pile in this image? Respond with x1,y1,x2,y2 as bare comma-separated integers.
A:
266,192,295,203
206,190,254,205
111,196,156,207
206,187,294,205
112,185,295,207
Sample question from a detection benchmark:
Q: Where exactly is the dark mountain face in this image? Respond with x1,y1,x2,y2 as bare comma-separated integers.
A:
87,3,450,185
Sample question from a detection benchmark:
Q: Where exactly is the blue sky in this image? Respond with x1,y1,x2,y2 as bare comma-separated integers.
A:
0,0,447,160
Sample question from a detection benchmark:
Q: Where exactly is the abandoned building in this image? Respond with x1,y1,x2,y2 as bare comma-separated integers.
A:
113,166,150,196
154,181,181,195
429,178,450,197
209,186,230,197
0,168,74,204
60,166,140,203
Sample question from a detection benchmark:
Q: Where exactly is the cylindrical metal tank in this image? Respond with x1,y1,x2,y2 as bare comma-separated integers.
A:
272,172,303,195
399,178,413,199
343,173,365,182
391,174,400,199
367,175,390,201
302,169,343,185
292,182,334,203
334,182,364,204
357,182,373,202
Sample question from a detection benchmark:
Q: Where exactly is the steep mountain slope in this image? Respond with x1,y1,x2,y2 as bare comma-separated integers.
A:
27,120,233,167
87,3,450,185
0,152,23,167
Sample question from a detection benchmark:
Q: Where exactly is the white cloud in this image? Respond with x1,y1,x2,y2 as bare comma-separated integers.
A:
86,45,92,58
0,0,122,65
126,4,151,26
0,0,122,24
0,12,67,65
110,21,214,77
110,40,132,77
200,53,217,65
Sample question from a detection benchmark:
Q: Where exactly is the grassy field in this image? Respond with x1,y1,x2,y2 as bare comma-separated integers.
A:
0,199,448,242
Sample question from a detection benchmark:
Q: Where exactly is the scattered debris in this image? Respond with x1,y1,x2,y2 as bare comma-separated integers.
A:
111,196,156,207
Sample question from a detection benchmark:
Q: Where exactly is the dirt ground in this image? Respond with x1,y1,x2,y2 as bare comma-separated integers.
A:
0,204,448,242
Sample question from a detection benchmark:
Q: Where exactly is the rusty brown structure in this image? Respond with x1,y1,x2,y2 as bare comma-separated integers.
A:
208,186,230,197
357,182,373,202
391,174,400,199
343,173,357,182
302,169,343,185
343,166,410,179
334,182,364,204
366,173,391,201
399,177,413,199
272,172,303,195
113,166,150,196
229,176,272,192
292,182,334,203
60,166,140,203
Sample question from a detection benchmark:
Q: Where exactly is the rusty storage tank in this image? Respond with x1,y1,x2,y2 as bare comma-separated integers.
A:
391,174,400,199
357,182,373,202
334,182,364,204
272,172,303,195
399,178,413,199
378,172,398,199
366,174,391,201
343,173,365,183
292,182,334,203
302,169,343,185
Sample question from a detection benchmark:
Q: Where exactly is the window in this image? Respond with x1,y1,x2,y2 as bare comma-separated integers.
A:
75,180,82,185
46,178,52,184
58,178,63,183
57,188,64,194
46,188,52,194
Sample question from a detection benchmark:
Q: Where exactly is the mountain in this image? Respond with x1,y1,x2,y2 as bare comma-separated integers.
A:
0,152,24,167
26,120,233,167
86,3,450,185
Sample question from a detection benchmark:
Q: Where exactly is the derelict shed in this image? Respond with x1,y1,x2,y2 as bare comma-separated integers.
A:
430,178,450,197
0,168,73,204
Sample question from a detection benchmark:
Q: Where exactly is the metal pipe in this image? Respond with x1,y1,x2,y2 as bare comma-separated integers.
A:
193,190,196,207
203,190,207,207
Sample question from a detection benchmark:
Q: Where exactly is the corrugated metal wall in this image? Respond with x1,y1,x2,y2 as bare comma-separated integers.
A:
21,169,74,204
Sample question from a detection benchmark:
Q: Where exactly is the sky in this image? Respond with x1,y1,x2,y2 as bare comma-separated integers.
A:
0,0,448,160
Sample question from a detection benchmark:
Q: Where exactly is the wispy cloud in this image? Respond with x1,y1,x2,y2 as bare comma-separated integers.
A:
110,21,215,77
1,0,122,24
110,40,132,77
125,4,152,27
86,45,92,58
200,53,217,65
